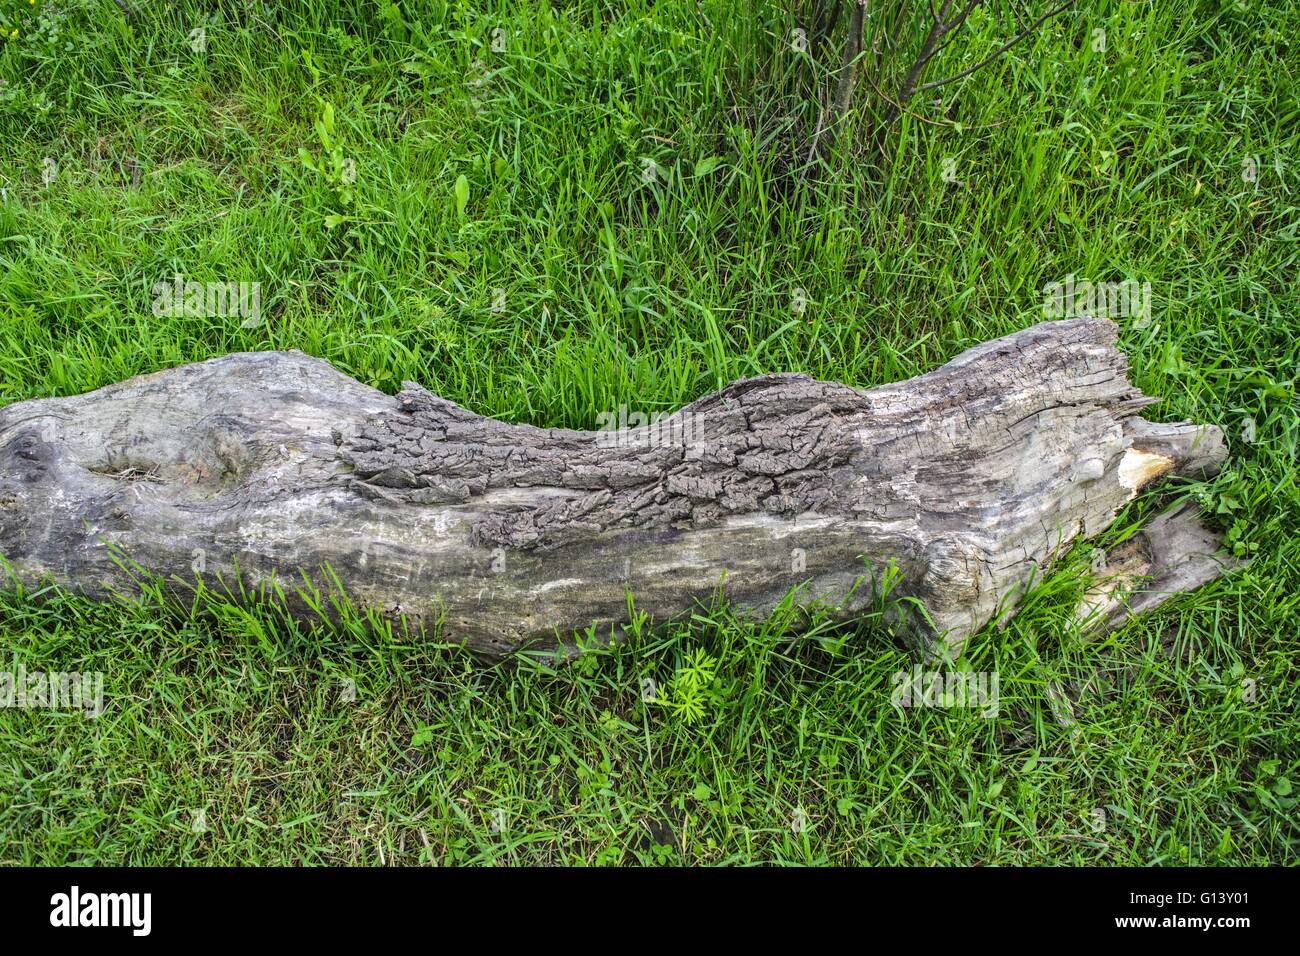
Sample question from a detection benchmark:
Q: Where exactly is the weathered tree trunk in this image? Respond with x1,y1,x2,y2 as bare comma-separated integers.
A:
0,318,1232,659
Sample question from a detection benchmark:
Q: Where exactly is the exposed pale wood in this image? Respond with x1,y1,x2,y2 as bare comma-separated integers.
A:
0,318,1230,659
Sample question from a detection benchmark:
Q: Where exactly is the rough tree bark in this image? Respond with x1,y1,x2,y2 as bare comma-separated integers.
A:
0,318,1233,660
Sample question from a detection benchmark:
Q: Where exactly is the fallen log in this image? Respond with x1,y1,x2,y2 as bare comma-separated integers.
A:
0,318,1232,660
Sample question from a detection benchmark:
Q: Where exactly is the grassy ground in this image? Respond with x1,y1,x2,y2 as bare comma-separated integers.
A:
0,0,1296,865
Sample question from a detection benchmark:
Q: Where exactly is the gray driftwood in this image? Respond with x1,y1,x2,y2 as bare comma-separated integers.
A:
1076,502,1247,634
0,318,1233,659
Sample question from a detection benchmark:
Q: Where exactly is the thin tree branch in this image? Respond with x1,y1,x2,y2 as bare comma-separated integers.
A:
887,0,953,122
807,0,869,169
832,0,869,128
864,69,1008,129
916,0,1075,92
926,0,984,63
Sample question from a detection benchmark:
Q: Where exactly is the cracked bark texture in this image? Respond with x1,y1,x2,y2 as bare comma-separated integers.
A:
0,318,1230,659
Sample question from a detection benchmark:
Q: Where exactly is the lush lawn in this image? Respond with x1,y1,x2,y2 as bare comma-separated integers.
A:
0,0,1295,864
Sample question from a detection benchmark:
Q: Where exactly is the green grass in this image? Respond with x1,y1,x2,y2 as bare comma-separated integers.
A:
0,0,1296,864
